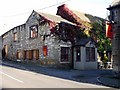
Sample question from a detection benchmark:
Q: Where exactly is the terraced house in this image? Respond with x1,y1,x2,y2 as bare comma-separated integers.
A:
2,5,98,70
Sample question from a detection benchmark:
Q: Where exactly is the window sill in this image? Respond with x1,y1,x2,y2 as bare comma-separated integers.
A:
29,37,38,39
86,60,96,62
76,61,81,62
60,62,70,64
13,41,19,42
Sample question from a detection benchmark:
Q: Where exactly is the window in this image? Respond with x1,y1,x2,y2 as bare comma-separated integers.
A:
26,50,33,60
30,25,38,38
76,47,81,62
17,51,21,59
4,45,8,57
33,49,39,60
43,46,47,56
61,47,69,62
13,33,18,41
23,50,39,60
23,50,26,60
86,47,95,62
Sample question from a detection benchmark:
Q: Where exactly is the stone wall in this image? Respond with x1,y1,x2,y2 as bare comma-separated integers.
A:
1,11,72,69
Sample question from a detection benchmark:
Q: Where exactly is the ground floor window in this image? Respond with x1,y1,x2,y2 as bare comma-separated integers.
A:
23,50,26,60
26,50,33,60
43,46,47,56
16,51,21,59
23,49,39,60
4,45,8,57
86,47,95,62
33,49,39,60
61,47,69,62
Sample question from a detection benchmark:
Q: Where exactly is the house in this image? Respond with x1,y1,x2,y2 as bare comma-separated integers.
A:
1,7,98,70
2,10,73,68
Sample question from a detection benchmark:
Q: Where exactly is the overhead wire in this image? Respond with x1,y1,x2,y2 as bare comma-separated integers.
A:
37,0,70,10
0,0,70,18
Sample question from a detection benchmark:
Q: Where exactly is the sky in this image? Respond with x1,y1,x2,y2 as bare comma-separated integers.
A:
0,0,112,36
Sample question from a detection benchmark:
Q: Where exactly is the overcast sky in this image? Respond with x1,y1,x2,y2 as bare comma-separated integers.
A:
0,0,112,35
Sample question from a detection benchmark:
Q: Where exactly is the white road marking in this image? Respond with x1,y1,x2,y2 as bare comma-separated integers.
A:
0,71,23,83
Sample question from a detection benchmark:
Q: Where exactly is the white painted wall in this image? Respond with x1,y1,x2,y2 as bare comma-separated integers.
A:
74,47,84,70
84,41,97,69
74,41,97,70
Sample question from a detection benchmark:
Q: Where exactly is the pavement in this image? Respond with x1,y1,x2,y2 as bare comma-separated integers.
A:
1,60,119,89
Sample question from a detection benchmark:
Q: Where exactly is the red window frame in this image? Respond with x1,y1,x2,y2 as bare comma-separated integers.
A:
43,46,47,56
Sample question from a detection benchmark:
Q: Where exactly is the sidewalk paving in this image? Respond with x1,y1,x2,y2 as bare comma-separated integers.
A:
1,60,119,89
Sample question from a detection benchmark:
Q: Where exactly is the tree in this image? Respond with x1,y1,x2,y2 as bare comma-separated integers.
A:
91,21,112,62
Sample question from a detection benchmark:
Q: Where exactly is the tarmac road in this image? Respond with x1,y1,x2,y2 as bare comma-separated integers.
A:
0,65,110,88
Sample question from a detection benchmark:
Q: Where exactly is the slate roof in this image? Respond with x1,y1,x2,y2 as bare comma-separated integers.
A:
71,10,90,22
74,37,96,46
37,11,73,24
37,10,94,24
107,0,120,10
111,0,120,7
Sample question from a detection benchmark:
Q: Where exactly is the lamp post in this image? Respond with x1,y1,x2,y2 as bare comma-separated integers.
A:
107,0,120,77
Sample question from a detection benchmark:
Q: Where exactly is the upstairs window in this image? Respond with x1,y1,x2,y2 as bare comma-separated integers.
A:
13,33,18,41
30,25,38,38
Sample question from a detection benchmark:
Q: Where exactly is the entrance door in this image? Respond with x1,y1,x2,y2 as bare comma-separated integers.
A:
74,46,82,69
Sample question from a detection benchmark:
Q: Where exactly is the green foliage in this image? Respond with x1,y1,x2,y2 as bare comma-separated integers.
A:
91,22,112,53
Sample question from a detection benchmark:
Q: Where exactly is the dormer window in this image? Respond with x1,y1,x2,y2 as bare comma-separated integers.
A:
30,25,38,38
13,32,18,42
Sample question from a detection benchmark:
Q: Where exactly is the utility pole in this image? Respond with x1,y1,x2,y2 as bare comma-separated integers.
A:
107,0,120,77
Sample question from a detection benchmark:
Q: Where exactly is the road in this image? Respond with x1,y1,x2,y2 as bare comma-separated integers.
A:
0,65,109,88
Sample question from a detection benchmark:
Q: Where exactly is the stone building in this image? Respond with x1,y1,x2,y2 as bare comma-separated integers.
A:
107,0,120,76
0,36,2,60
2,9,97,70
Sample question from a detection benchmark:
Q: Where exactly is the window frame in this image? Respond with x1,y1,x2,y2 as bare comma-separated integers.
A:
13,32,18,42
60,47,70,63
33,49,39,60
26,50,33,60
29,25,38,38
16,51,21,59
43,46,48,57
86,47,95,62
